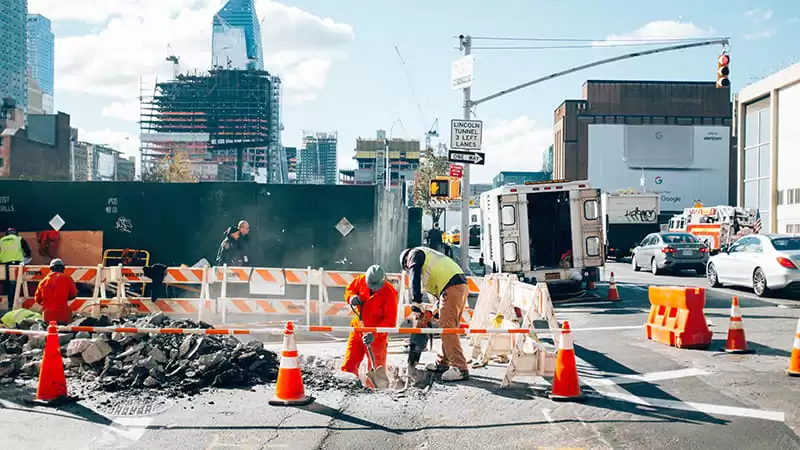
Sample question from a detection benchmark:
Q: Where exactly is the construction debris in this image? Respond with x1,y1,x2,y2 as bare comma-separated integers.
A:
0,314,279,397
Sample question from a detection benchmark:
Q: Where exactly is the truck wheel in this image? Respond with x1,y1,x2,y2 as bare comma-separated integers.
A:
631,255,640,272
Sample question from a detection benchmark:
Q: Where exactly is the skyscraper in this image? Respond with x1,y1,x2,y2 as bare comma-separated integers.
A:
1,0,28,111
298,132,338,185
212,0,263,70
26,14,54,113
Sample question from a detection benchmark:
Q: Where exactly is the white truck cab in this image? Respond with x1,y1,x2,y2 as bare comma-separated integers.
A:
480,180,604,288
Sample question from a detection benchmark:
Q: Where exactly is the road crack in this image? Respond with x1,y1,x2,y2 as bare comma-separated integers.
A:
260,409,300,449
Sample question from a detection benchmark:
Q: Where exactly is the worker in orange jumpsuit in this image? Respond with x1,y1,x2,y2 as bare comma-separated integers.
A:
34,259,77,325
341,265,398,376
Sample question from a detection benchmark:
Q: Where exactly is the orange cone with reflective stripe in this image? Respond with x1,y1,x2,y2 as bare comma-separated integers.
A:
725,297,754,354
269,321,314,406
35,321,69,403
787,317,800,377
607,272,620,301
549,321,586,402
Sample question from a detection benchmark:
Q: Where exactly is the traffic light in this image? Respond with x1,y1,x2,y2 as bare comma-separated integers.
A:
717,54,730,88
430,178,450,198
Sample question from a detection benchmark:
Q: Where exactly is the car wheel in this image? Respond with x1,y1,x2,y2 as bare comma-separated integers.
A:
631,254,640,272
753,268,770,297
651,258,661,275
707,263,720,287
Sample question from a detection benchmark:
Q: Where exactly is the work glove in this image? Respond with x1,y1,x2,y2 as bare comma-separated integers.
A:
362,332,375,346
411,302,424,319
243,256,249,263
349,295,362,307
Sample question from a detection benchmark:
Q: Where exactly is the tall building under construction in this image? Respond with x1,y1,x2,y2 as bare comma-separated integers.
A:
140,69,286,182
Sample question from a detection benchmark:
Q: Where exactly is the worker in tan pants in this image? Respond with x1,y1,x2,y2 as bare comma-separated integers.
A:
400,247,469,382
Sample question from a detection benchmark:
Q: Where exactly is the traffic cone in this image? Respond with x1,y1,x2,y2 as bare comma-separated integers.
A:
787,317,800,377
725,297,754,354
607,272,620,301
549,321,586,402
269,321,314,406
32,321,70,405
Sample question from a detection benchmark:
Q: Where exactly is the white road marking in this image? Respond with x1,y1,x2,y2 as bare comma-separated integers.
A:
557,301,615,307
109,417,154,441
596,391,785,422
582,368,712,387
541,408,554,423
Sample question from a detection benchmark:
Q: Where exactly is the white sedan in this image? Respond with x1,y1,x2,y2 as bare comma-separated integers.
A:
706,234,800,297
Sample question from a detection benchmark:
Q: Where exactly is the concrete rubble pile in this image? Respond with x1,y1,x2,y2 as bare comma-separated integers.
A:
0,312,279,396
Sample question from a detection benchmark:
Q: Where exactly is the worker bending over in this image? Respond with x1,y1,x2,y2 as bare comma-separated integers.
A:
341,265,398,376
34,259,77,325
400,247,469,382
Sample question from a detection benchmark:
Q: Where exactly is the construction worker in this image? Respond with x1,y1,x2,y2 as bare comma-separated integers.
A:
0,228,31,312
341,265,398,377
34,259,77,325
400,247,469,382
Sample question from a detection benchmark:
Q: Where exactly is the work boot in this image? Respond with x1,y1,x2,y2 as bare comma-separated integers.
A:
440,367,469,382
425,362,449,372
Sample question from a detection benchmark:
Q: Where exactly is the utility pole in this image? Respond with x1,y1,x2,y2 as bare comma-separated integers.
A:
458,35,472,271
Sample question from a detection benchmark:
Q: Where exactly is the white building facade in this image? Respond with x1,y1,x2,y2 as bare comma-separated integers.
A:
736,63,800,233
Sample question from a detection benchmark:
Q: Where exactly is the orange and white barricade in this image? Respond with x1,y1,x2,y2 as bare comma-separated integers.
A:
11,263,114,317
501,282,559,388
216,265,317,325
107,264,214,321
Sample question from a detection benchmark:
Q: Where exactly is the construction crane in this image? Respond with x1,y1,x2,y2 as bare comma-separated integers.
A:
166,44,180,79
394,45,439,149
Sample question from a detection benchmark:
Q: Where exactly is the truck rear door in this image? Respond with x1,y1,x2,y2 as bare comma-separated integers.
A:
579,189,604,267
498,193,528,272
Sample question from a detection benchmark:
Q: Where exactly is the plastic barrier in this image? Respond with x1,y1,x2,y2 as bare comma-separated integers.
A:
645,286,712,349
501,282,559,388
469,274,516,365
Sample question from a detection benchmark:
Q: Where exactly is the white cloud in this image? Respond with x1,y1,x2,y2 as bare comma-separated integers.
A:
745,9,773,20
467,116,552,183
29,0,354,115
594,20,715,46
743,8,777,40
101,101,140,122
76,128,140,160
745,30,777,40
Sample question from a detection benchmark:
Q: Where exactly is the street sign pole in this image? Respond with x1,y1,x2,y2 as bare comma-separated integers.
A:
458,35,471,271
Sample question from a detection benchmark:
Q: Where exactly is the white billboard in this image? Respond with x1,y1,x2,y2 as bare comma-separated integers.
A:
588,124,730,211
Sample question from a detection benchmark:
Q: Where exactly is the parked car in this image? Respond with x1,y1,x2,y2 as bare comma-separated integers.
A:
706,234,800,297
631,232,709,275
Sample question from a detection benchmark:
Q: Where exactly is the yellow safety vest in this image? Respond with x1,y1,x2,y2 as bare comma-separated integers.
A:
0,235,24,264
419,247,463,296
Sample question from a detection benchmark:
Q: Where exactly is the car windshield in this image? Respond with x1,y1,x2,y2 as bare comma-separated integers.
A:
661,233,698,244
771,237,800,251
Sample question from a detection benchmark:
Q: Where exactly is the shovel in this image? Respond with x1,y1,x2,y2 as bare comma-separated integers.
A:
351,304,390,389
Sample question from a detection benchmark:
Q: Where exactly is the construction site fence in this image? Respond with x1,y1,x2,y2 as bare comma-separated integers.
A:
0,263,483,326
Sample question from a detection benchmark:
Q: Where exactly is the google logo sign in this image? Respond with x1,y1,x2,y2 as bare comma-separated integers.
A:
654,176,663,185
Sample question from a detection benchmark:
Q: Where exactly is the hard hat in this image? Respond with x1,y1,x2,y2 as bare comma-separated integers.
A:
399,248,411,270
49,258,65,268
365,265,385,291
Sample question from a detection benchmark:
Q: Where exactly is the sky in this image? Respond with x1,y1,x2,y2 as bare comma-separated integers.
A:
27,0,800,183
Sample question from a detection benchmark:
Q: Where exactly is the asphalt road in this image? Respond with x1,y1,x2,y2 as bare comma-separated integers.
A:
2,261,800,449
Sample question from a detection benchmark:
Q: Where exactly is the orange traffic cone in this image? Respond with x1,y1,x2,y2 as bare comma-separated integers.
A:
607,272,620,301
787,317,800,377
725,297,754,354
269,321,314,406
32,321,70,405
549,321,586,402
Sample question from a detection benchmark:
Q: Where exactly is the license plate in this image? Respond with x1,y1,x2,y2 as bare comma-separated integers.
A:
545,272,560,280
682,250,693,256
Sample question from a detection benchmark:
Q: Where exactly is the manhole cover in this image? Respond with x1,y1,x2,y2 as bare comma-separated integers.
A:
95,398,174,417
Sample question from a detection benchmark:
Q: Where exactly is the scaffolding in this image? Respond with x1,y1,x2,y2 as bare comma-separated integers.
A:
139,69,279,181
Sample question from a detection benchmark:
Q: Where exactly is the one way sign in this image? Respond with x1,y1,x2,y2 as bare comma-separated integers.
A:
448,150,485,166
